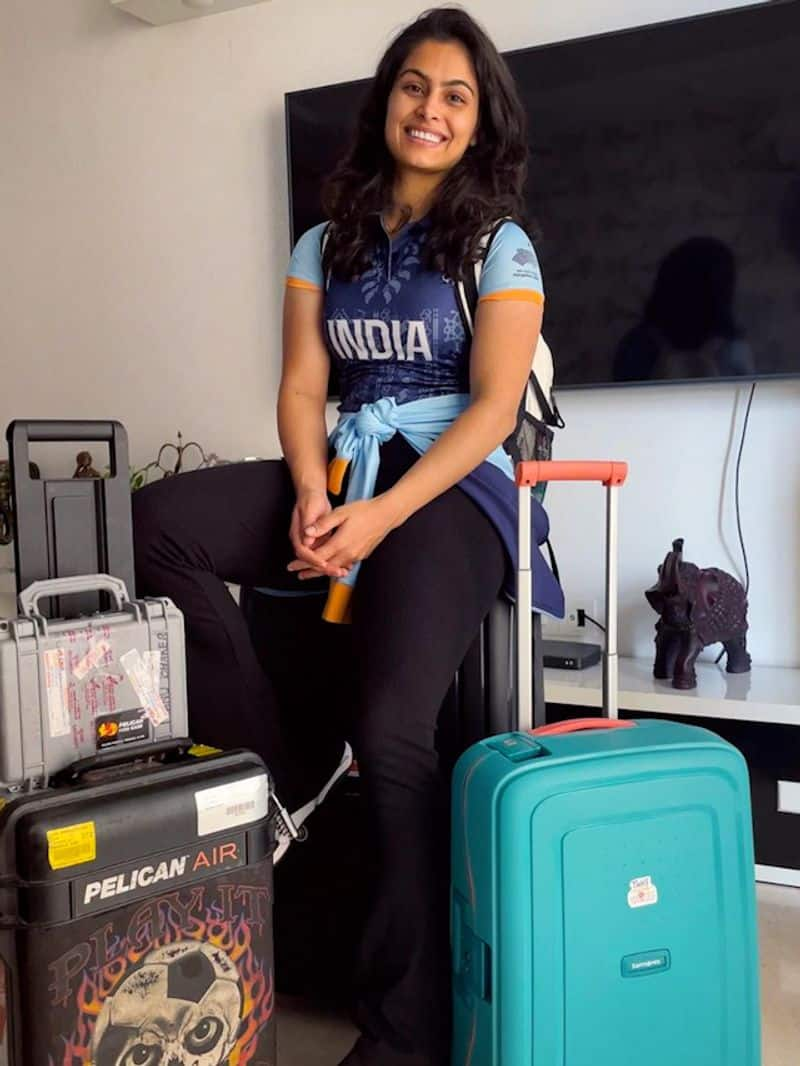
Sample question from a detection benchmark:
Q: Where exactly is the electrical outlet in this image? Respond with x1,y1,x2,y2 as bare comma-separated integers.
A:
576,599,601,631
543,599,600,638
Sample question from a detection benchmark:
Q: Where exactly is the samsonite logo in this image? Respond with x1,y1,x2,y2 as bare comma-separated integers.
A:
74,837,245,916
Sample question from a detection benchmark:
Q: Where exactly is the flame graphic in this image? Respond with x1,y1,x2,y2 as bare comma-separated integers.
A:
51,893,274,1066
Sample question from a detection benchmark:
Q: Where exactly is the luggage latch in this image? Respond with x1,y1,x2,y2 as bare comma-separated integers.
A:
487,733,544,762
455,921,492,1004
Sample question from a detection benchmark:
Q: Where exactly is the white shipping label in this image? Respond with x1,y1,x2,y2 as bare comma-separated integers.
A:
42,648,71,738
142,650,162,699
194,774,270,837
120,649,169,726
628,875,659,909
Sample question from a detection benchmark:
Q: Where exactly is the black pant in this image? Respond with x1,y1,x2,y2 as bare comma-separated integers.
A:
132,436,506,1062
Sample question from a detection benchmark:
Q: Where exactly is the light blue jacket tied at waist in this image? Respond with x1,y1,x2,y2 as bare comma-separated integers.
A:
322,393,565,624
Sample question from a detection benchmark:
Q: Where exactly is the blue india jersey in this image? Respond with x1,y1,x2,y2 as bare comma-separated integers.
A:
286,216,545,412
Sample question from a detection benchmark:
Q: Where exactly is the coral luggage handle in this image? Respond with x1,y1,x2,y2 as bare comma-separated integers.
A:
515,460,629,732
516,461,628,489
532,718,635,737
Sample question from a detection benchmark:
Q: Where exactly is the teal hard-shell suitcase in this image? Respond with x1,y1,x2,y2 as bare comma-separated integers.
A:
451,462,761,1066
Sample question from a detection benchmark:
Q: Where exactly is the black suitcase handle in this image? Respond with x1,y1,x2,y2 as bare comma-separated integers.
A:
51,737,194,786
7,420,124,445
5,419,136,612
6,419,129,475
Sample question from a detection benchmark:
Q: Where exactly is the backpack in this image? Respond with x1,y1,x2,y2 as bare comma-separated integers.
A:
452,220,565,485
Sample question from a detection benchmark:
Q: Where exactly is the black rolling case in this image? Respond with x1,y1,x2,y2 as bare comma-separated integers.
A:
0,743,276,1066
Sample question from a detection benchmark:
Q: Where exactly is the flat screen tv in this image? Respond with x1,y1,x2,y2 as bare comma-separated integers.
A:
285,0,800,390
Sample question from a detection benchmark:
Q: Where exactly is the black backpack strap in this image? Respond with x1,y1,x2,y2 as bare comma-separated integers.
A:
462,260,479,325
528,372,565,429
454,271,475,339
320,221,333,290
455,219,509,338
544,536,561,584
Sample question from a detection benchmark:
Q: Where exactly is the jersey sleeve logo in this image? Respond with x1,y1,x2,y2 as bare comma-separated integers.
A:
513,248,537,267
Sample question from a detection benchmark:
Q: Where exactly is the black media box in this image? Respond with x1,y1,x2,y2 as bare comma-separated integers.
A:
542,640,602,670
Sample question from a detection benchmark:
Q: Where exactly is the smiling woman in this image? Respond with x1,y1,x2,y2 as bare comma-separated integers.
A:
383,39,480,208
321,8,529,283
132,9,552,1066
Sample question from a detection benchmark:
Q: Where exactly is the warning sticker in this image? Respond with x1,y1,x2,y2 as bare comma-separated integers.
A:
628,875,659,909
188,744,223,759
47,822,97,870
42,648,71,738
194,774,270,837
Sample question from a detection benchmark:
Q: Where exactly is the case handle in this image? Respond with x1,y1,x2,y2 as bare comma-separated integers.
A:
516,460,628,487
18,574,130,618
51,737,193,786
532,718,636,737
516,459,628,731
6,420,124,444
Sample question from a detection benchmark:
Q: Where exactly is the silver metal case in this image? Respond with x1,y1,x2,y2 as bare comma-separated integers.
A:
0,575,187,790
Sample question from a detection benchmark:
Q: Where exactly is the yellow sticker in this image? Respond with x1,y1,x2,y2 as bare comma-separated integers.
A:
47,822,97,870
188,744,222,758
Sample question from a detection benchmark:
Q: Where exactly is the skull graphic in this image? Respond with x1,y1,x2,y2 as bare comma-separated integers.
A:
91,940,242,1066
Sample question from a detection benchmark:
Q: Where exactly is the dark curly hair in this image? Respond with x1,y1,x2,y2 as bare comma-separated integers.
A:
321,7,529,283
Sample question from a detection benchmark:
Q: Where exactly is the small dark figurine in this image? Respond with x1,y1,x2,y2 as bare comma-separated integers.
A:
74,451,101,478
645,538,751,690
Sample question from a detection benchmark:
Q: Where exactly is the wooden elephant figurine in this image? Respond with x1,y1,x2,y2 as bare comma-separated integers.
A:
645,538,751,690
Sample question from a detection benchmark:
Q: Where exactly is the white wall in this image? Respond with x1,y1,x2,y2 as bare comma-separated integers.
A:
2,0,798,666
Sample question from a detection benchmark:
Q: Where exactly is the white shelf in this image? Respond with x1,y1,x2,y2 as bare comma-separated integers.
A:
545,656,800,726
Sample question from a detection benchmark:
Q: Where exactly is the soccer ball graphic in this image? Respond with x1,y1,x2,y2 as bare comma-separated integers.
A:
91,940,243,1066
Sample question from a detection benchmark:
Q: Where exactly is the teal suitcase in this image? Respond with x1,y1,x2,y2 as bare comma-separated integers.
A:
451,462,761,1066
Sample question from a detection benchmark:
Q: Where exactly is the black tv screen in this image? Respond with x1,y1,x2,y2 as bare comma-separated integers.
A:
285,0,800,390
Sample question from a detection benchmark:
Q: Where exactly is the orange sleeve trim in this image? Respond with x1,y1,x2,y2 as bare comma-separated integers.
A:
286,276,322,293
478,289,545,305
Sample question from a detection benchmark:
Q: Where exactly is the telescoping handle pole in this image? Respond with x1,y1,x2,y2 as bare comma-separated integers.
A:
515,460,628,731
